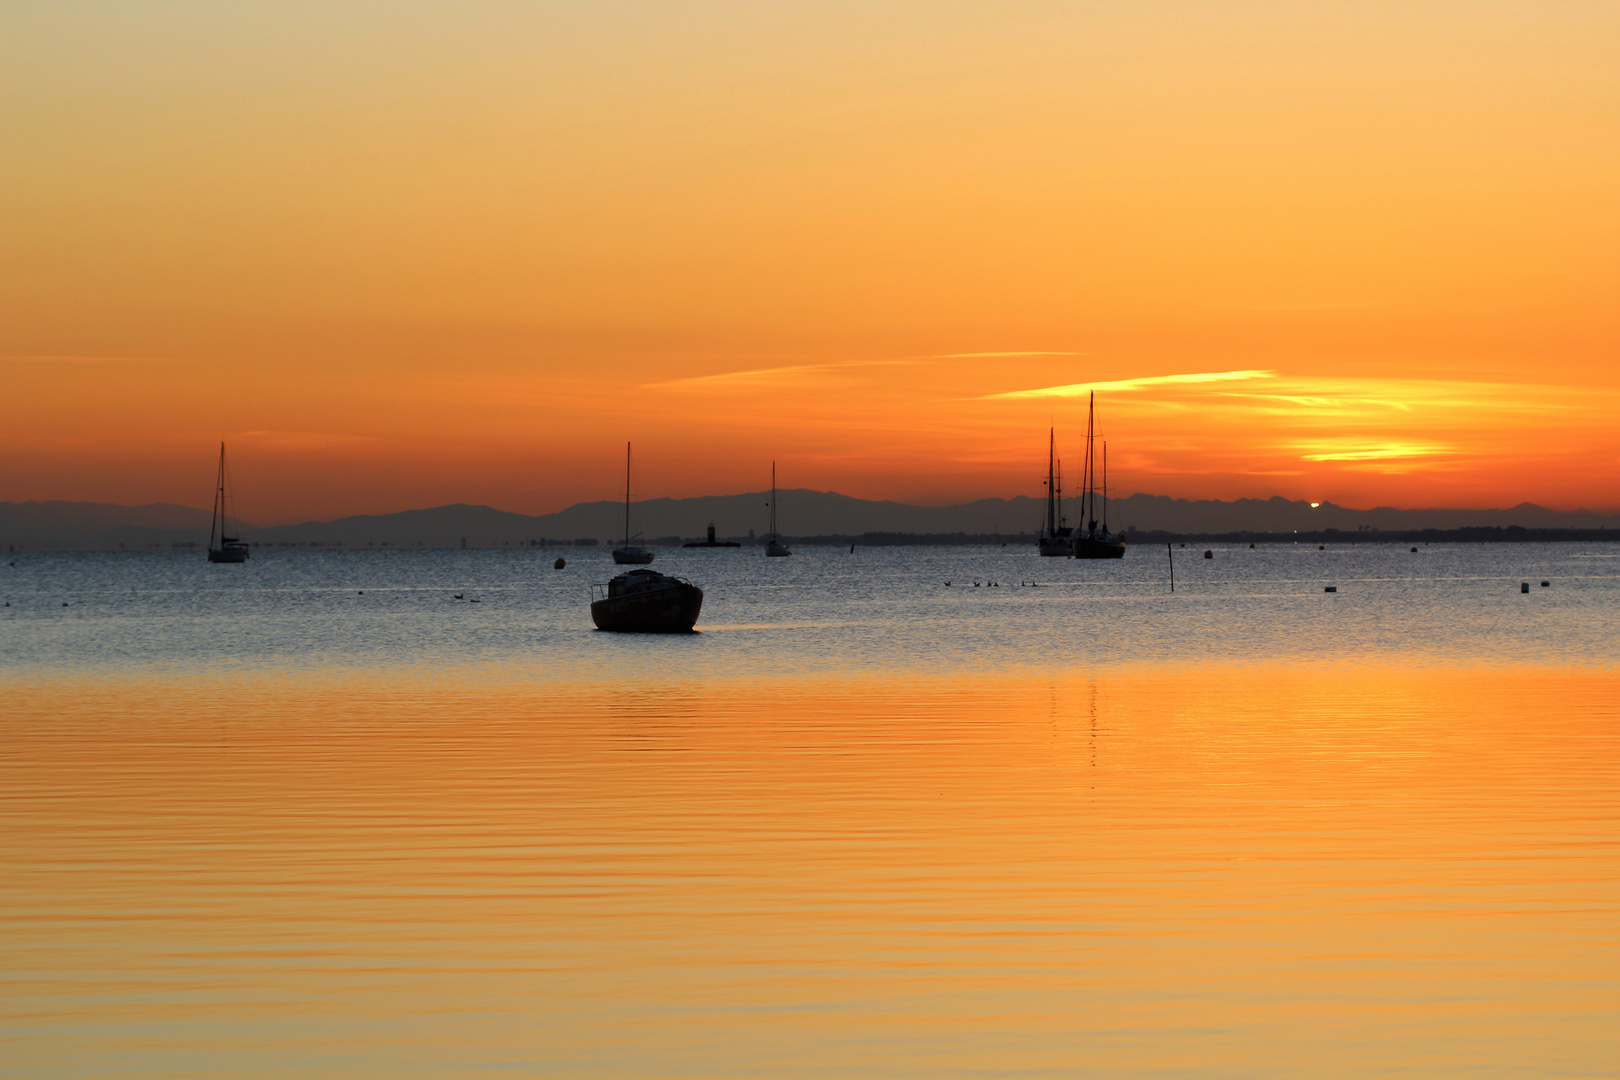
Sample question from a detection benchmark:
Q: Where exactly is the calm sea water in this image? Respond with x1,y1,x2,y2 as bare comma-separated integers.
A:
3,544,1618,1077
1,541,1616,677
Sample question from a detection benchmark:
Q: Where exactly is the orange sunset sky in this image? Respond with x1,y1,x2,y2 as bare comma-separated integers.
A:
2,2,1616,523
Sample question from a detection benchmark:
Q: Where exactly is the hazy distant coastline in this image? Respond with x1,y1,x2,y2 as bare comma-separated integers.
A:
4,492,1618,552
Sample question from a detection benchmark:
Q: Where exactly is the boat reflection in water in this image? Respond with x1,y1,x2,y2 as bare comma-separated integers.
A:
590,568,704,632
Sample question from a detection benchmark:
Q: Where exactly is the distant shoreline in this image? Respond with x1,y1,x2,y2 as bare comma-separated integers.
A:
7,493,1619,552
6,526,1617,553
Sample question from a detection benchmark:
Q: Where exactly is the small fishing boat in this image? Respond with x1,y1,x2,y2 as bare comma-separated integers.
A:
1072,391,1126,560
765,462,791,557
207,442,250,564
611,441,654,565
1037,427,1074,556
590,568,704,632
682,522,742,548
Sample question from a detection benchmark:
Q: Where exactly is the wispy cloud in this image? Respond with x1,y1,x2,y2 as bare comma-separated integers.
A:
982,369,1275,399
1297,442,1455,462
647,358,919,391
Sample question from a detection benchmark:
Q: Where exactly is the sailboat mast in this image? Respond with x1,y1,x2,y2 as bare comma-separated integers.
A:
770,462,777,541
623,442,631,547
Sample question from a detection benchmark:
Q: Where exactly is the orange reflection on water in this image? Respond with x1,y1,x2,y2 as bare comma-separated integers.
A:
3,665,1618,1077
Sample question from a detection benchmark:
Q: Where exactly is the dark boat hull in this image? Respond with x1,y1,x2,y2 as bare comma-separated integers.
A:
208,546,250,563
1038,537,1071,556
1073,536,1126,559
591,583,703,632
612,548,655,565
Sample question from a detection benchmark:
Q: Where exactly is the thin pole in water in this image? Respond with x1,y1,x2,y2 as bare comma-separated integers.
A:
1167,542,1174,593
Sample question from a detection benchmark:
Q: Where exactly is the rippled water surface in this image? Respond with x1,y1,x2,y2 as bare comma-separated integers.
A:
3,545,1618,1077
2,542,1617,676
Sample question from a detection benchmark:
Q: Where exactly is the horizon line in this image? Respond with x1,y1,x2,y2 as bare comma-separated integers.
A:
6,490,1616,530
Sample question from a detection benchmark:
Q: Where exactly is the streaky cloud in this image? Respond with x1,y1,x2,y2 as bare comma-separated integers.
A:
983,369,1275,399
1298,442,1455,462
648,358,920,391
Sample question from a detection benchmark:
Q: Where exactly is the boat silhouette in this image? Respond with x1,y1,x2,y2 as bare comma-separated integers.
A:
683,522,742,548
590,568,703,632
611,442,654,565
765,462,791,557
1037,427,1074,556
206,442,250,564
1072,392,1126,559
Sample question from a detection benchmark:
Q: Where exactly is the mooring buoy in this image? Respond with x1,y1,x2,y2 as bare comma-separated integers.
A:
1521,582,1530,593
1324,586,1337,593
554,558,566,569
1203,550,1213,559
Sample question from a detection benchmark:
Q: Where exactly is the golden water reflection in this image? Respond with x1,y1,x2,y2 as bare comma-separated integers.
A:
4,666,1617,1077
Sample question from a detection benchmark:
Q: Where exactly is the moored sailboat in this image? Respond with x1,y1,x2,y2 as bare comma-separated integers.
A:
611,442,655,565
207,442,250,564
1037,427,1074,556
590,568,703,632
765,462,791,557
1072,392,1126,559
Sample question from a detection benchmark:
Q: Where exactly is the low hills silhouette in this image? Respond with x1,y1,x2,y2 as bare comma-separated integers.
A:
3,491,1618,551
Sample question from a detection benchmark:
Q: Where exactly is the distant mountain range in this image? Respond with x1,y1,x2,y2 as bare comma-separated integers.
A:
3,492,1617,551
